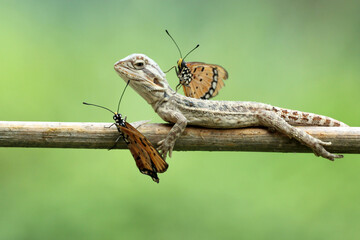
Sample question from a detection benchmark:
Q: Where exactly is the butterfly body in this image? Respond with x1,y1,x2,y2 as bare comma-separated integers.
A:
177,59,192,86
176,58,228,100
112,112,168,183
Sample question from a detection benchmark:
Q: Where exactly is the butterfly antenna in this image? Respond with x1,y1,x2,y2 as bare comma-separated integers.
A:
183,44,200,61
165,30,183,58
83,102,115,114
117,80,130,113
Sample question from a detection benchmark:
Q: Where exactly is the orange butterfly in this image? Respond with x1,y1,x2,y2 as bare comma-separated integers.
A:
166,30,229,99
83,85,168,183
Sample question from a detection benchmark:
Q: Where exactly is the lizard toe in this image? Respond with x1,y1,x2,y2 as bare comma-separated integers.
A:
168,147,173,158
157,139,165,146
162,152,168,160
312,142,343,161
157,147,167,160
157,139,171,160
318,140,332,146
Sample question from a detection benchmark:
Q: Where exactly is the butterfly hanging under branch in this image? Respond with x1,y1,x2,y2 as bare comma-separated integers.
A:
166,30,229,100
83,82,168,183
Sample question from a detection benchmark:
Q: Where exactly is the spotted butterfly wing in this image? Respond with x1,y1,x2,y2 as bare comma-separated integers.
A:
119,122,168,183
179,62,228,99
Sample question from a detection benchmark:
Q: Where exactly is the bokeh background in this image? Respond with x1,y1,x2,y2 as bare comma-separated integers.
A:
1,1,360,239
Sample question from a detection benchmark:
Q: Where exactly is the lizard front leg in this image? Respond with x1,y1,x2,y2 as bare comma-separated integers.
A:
157,111,187,160
258,111,343,161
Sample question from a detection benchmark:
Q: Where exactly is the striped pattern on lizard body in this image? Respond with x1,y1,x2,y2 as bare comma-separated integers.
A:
166,95,346,128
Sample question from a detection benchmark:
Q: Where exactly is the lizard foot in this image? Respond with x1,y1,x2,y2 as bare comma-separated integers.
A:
312,140,343,161
157,139,174,160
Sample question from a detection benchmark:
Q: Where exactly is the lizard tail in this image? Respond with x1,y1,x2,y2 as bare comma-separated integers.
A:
272,107,348,127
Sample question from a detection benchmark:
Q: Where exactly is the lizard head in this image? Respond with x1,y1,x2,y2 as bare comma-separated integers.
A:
114,54,170,92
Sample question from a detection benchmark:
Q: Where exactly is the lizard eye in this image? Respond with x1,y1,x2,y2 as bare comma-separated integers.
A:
133,60,145,69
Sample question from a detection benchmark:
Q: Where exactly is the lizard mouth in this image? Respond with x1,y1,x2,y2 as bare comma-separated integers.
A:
114,62,139,82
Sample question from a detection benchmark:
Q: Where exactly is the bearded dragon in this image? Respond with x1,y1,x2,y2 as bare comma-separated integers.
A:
114,54,348,161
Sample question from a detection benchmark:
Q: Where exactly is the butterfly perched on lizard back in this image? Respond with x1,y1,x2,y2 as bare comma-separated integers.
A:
83,82,168,183
166,30,229,100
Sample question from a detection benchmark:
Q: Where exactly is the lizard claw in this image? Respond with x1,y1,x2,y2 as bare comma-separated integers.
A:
157,139,168,160
157,138,175,160
312,139,343,161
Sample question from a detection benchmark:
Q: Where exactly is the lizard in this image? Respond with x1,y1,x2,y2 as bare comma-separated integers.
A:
113,53,349,161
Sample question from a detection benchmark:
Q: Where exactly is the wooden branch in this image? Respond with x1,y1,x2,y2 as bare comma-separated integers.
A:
0,121,359,154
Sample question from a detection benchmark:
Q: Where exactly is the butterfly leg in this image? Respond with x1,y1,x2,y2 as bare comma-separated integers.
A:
175,83,182,92
104,123,115,128
257,111,343,161
157,111,187,160
164,65,176,73
108,134,123,150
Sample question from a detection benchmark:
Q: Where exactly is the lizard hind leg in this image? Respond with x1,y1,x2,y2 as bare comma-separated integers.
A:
257,111,343,161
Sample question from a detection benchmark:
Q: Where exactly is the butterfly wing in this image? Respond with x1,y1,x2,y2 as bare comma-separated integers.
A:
123,122,168,173
181,62,228,99
121,130,160,183
119,122,168,182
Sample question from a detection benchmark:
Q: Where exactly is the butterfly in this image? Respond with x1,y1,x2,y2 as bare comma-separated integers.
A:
166,30,229,100
83,82,168,183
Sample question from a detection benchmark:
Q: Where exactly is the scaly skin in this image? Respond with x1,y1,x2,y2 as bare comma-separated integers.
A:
114,54,348,161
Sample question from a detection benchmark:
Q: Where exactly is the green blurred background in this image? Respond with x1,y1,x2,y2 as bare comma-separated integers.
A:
1,1,360,239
